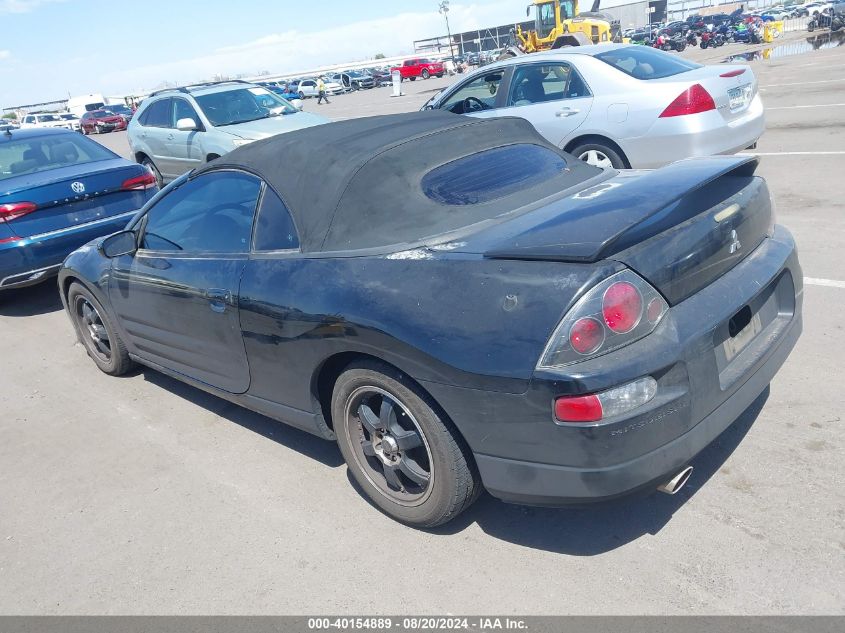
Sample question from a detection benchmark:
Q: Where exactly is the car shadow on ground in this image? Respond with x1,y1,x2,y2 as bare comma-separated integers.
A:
430,387,770,555
139,364,767,553
141,369,344,468
0,282,64,317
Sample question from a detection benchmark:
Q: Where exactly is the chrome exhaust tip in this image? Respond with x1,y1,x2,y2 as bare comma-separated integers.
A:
657,466,693,495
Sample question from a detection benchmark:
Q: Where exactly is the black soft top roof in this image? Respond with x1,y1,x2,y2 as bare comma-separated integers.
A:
196,111,599,253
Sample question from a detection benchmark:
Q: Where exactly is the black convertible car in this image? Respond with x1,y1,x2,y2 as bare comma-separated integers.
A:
59,111,802,527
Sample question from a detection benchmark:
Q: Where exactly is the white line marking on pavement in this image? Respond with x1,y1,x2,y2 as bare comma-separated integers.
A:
740,151,845,156
767,103,845,110
804,277,845,289
761,78,845,88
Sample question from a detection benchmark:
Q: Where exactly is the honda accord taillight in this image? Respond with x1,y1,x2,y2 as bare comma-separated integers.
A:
0,202,37,223
659,84,716,117
537,270,669,369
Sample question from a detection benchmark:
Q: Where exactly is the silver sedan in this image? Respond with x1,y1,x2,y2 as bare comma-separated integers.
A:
422,44,764,169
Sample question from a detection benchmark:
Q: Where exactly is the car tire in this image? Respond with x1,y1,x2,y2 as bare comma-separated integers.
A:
140,157,163,189
570,142,626,170
68,282,134,376
436,73,444,78
700,40,708,48
299,91,305,99
332,361,480,528
421,69,430,79
410,76,416,81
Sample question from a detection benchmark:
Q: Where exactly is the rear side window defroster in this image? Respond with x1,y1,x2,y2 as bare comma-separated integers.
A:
422,144,568,206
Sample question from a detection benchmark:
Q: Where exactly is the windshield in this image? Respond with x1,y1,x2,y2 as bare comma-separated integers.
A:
194,87,297,126
0,134,117,181
535,1,557,38
594,46,702,79
36,115,62,122
59,114,76,120
91,110,112,117
106,105,130,113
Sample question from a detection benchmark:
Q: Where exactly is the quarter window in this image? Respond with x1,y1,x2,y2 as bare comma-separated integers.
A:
141,171,261,253
253,187,299,251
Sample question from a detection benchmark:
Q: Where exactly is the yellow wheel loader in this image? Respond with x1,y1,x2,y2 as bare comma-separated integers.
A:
503,0,622,57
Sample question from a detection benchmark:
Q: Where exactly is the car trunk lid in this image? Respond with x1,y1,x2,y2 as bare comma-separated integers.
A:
475,155,772,305
657,64,758,123
1,160,152,238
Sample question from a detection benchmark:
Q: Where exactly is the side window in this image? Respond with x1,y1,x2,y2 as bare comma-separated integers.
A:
24,116,35,124
508,63,589,107
141,171,261,253
254,187,299,251
439,71,504,114
172,98,199,126
139,98,172,128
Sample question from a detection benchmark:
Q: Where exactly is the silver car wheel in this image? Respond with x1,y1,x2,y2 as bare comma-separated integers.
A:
579,149,614,169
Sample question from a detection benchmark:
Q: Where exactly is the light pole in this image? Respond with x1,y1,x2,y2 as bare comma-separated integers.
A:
439,0,456,61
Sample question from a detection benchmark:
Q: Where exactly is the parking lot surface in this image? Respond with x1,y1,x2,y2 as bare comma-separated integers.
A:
1,34,844,614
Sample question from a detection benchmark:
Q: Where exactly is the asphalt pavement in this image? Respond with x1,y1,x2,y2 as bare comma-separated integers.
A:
1,31,843,615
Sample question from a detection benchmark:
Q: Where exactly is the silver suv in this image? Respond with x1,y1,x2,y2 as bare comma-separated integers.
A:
128,80,329,185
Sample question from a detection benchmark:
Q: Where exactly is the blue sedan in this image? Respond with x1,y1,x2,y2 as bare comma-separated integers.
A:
0,127,158,291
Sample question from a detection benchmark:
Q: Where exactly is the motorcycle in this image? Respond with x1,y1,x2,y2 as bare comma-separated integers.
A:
653,33,687,52
699,30,725,49
729,25,762,44
807,9,842,33
686,31,698,47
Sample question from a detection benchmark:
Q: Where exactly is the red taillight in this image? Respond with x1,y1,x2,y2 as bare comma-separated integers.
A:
569,317,605,355
0,202,37,223
554,394,603,423
121,172,157,191
602,282,643,334
659,84,716,118
719,69,746,78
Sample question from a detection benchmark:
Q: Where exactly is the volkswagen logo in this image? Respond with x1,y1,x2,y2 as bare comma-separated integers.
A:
71,181,85,194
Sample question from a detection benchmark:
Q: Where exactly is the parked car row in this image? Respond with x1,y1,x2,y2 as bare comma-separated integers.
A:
15,103,136,135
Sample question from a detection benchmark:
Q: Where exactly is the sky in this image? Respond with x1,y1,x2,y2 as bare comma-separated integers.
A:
0,0,540,108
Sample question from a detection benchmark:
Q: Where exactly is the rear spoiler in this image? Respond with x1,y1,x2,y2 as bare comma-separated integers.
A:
483,155,759,263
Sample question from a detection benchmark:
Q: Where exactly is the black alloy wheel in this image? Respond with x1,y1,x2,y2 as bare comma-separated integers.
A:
333,361,479,527
76,296,111,363
346,387,433,503
68,282,134,376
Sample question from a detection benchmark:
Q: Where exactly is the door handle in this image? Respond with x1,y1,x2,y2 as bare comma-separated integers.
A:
205,288,231,313
556,107,580,117
167,134,174,140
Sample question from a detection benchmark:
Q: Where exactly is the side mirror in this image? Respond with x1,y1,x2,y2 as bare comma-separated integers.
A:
99,230,137,258
176,117,198,131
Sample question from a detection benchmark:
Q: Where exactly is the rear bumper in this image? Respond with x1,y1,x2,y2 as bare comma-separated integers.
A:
423,225,802,506
625,94,765,169
0,210,136,290
476,307,801,505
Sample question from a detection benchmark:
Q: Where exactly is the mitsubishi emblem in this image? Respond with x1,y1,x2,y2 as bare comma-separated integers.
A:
71,181,85,194
729,229,742,254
